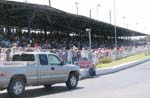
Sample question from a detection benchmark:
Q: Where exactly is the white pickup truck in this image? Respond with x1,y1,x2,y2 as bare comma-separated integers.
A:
0,52,80,97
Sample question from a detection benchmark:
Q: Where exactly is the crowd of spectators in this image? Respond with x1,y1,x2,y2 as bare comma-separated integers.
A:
0,29,137,50
0,29,148,65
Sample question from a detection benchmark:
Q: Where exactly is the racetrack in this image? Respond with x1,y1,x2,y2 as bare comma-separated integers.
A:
1,61,150,98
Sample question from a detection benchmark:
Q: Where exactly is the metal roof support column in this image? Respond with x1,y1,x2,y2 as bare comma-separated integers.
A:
28,17,31,45
17,27,23,46
6,26,11,40
44,28,47,41
86,28,91,49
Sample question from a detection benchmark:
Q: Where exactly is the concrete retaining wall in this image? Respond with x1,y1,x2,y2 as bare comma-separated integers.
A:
80,58,150,79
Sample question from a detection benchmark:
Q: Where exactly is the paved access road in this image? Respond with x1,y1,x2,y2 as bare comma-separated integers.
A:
1,61,150,98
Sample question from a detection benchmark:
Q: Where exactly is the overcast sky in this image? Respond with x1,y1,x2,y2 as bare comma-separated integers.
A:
8,0,150,34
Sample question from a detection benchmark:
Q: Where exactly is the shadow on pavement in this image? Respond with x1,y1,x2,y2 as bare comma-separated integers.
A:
0,86,84,98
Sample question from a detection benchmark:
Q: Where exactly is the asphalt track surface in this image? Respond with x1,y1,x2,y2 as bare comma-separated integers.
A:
1,61,150,98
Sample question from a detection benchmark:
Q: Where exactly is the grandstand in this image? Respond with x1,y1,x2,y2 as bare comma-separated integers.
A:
0,0,147,49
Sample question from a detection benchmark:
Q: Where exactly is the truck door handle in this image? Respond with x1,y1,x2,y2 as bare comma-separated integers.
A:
51,67,55,70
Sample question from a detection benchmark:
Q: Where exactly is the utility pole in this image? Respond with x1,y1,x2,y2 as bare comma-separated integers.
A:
109,10,112,24
49,0,51,7
114,0,117,60
75,2,79,15
89,9,92,18
24,0,27,3
96,4,101,20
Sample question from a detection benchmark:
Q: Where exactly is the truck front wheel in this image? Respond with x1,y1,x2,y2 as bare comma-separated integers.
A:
7,79,25,97
66,73,78,89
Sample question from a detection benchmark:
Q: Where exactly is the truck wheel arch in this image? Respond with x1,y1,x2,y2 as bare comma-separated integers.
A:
10,74,27,85
69,71,79,80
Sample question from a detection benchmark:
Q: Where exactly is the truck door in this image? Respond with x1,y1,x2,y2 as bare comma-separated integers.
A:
38,54,51,84
47,54,68,82
38,54,67,84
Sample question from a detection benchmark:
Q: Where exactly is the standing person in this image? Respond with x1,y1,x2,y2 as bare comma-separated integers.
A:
76,49,81,61
81,47,89,59
5,48,11,61
25,44,33,52
92,49,99,65
34,41,41,52
0,46,1,60
56,49,61,57
81,47,86,58
62,48,68,63
10,43,19,57
0,47,5,60
72,46,78,64
88,49,92,60
34,41,39,49
67,48,73,64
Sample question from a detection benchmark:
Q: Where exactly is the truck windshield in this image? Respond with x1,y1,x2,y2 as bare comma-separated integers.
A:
12,54,35,61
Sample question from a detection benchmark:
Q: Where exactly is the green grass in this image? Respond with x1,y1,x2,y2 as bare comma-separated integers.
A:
97,53,150,68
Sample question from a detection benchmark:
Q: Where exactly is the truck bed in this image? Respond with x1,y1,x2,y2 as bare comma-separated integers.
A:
0,61,36,67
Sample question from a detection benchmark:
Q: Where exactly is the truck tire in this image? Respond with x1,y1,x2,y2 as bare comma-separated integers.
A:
7,79,25,98
66,73,78,89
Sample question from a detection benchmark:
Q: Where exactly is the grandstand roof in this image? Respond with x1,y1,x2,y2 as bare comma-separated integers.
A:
0,0,147,37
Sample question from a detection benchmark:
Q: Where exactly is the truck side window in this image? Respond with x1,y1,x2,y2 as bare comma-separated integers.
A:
13,54,35,61
48,55,62,65
39,54,48,65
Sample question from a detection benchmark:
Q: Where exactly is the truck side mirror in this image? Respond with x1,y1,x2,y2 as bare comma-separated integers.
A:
61,61,66,65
